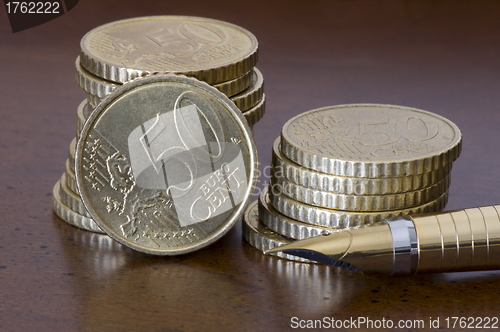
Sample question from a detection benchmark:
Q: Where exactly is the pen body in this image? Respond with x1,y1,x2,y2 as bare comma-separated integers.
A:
265,205,500,276
414,205,500,273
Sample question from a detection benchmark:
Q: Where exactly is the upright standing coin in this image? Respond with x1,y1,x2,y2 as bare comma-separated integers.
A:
280,104,462,177
76,74,258,255
80,16,258,84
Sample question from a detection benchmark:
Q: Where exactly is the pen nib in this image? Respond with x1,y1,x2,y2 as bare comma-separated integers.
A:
264,222,396,275
271,247,360,271
264,231,361,271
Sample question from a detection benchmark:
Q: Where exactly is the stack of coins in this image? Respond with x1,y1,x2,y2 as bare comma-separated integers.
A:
53,16,264,236
75,16,265,130
243,104,462,262
52,100,106,234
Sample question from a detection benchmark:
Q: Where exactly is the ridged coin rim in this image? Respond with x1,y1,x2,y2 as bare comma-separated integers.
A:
231,67,264,111
58,173,90,217
65,159,78,193
272,138,452,195
52,180,104,234
267,186,448,228
79,62,253,98
242,93,266,127
76,99,91,137
258,190,331,240
242,200,314,263
75,57,120,98
271,173,450,211
68,137,76,172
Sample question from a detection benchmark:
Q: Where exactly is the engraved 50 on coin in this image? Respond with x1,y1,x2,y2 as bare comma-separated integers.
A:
281,104,462,177
80,16,258,84
76,74,258,255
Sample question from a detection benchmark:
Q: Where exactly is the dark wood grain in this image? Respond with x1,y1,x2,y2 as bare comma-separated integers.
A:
2,0,500,331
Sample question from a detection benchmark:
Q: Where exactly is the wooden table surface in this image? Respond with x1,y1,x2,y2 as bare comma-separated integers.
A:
2,0,500,331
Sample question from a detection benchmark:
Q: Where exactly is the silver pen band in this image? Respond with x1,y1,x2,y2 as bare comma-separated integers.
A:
386,216,419,276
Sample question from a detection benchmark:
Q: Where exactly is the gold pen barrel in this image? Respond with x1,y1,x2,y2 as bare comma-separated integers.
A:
413,205,500,273
265,205,500,276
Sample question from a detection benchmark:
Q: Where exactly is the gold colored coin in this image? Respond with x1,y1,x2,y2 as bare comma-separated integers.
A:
242,94,266,127
281,104,462,177
65,159,78,193
53,180,104,233
258,190,330,240
272,138,452,195
267,186,448,228
86,92,100,109
80,16,258,84
86,69,264,110
68,137,76,172
243,200,357,270
75,58,120,98
211,69,253,97
78,56,253,99
242,200,314,263
82,94,265,132
76,99,92,137
271,172,450,211
76,74,258,255
58,173,90,217
231,67,264,111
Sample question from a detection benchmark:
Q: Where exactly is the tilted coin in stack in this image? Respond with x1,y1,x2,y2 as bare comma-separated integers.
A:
52,16,264,255
243,104,462,260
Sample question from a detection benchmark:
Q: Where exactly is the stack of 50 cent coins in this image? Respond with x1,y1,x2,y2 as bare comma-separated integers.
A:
53,16,264,252
243,104,462,262
76,16,265,129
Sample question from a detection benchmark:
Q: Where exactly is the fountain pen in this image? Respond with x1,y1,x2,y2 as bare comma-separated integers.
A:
265,205,500,276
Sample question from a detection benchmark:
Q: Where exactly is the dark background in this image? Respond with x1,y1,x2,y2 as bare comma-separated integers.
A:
1,0,500,331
